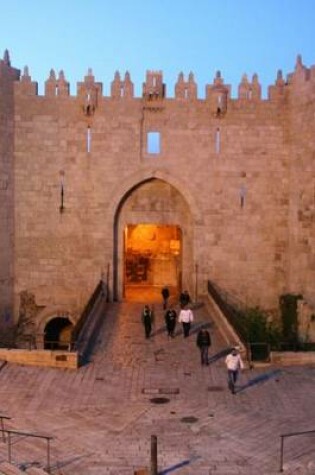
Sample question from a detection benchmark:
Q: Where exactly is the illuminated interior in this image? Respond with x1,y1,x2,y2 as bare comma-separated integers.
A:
124,224,182,300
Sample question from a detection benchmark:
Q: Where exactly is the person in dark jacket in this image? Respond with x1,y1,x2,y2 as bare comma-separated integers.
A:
161,286,170,310
164,306,177,338
142,305,154,339
179,290,191,308
196,328,211,365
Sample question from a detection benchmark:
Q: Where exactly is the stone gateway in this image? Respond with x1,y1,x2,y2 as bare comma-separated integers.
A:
0,51,314,345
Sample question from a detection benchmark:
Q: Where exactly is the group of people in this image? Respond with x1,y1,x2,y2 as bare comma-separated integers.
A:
142,288,194,340
141,286,244,394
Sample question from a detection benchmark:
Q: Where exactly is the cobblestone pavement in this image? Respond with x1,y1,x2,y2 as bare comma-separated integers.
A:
0,298,314,474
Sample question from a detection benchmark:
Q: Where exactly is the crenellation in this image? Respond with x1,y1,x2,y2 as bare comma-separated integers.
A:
123,71,134,98
238,73,250,99
175,71,197,100
57,70,70,97
77,68,103,116
268,70,286,101
251,74,261,100
143,70,165,100
237,73,262,101
3,48,10,66
15,66,38,96
205,70,230,115
45,69,57,96
110,71,134,99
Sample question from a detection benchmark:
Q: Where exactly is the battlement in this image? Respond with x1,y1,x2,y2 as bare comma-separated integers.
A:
3,50,315,105
0,49,20,81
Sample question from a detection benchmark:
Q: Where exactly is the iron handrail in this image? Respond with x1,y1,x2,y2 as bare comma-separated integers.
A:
0,428,53,473
279,429,315,472
207,280,247,344
71,279,104,348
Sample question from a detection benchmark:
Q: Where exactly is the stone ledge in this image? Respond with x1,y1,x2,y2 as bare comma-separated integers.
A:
0,348,78,369
271,351,315,366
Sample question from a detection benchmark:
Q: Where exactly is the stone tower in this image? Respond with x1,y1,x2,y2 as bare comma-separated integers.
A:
0,51,20,328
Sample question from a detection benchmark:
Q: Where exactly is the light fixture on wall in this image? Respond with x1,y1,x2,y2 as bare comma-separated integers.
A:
59,170,65,213
240,184,247,209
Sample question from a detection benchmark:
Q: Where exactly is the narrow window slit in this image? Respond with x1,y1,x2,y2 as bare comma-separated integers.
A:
215,128,221,154
87,126,91,153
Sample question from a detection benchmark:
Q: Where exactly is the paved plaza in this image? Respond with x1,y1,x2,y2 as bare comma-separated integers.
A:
0,297,314,474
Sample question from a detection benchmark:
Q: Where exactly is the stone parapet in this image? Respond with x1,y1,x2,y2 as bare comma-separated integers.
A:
271,351,315,366
0,349,78,369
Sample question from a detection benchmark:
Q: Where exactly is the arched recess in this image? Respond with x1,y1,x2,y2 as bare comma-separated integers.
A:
44,317,73,349
36,306,75,350
113,174,198,301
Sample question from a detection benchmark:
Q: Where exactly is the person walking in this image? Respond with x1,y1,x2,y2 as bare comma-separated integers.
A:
178,306,194,338
161,286,170,310
196,327,211,365
142,304,154,339
179,290,191,308
225,347,244,394
164,306,177,338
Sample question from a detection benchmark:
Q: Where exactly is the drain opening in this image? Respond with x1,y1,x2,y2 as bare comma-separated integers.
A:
150,397,170,405
181,416,199,424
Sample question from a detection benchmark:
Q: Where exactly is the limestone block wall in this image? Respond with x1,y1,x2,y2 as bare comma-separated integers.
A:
0,54,20,327
12,89,289,317
286,58,315,307
1,57,313,325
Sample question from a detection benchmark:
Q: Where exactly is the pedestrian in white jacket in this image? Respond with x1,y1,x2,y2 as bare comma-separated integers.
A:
178,307,194,338
225,347,244,394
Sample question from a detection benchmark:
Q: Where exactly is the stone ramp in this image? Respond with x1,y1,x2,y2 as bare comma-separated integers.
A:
0,300,314,473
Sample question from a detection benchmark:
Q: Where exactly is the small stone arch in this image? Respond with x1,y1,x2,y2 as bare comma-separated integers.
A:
36,306,76,349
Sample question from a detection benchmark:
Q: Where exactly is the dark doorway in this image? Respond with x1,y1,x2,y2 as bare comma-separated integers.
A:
44,317,73,350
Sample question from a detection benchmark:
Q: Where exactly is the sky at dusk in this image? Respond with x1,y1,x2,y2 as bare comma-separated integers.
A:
1,0,314,98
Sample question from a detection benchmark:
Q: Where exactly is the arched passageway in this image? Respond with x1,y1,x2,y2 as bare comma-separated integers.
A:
114,178,194,302
44,316,73,350
124,223,182,301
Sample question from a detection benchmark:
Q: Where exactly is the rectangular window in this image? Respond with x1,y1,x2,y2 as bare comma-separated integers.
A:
215,128,220,154
147,131,161,154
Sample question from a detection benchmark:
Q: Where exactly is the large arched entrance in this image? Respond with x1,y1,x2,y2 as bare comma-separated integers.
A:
124,224,182,301
114,178,194,302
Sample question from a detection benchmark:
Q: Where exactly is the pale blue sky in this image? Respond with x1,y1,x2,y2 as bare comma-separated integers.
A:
1,0,314,97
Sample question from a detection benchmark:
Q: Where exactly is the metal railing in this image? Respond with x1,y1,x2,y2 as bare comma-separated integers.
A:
0,428,53,473
71,277,109,365
71,280,102,345
71,279,104,349
280,429,315,472
207,280,247,344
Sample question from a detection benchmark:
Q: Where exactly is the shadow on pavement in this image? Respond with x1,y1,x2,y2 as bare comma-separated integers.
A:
207,347,235,364
159,456,201,474
236,369,282,394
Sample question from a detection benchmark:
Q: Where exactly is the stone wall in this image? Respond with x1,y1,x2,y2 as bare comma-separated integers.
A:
0,55,314,325
0,52,20,328
286,57,315,307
